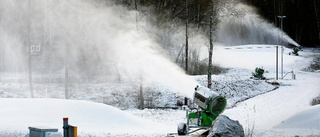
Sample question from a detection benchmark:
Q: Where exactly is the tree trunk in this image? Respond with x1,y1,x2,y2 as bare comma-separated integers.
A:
208,7,214,88
138,76,144,109
185,0,189,73
28,0,34,98
135,0,138,30
65,43,69,99
197,1,201,29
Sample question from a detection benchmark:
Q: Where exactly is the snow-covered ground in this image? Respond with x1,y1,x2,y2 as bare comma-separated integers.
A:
0,45,319,137
215,45,320,136
0,98,172,137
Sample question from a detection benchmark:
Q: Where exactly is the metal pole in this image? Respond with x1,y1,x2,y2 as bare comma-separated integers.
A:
280,16,283,79
276,46,278,80
63,117,69,137
281,46,283,79
278,15,286,79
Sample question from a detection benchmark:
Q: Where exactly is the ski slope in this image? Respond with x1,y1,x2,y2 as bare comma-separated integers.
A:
0,45,319,137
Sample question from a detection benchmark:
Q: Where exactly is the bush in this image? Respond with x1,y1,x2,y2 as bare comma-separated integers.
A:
251,67,265,80
302,62,320,72
190,62,227,75
311,96,320,106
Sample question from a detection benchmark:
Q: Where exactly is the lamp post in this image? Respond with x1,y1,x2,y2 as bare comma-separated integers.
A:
278,15,286,79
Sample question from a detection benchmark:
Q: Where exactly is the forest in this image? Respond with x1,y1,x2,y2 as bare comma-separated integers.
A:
116,0,320,47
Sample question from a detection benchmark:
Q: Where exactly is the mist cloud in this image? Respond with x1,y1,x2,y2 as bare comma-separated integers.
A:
0,0,199,97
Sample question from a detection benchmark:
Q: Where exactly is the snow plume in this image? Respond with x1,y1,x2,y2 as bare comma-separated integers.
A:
0,1,28,72
0,0,198,98
217,3,300,47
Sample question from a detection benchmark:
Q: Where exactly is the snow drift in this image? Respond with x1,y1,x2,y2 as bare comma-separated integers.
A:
0,98,171,136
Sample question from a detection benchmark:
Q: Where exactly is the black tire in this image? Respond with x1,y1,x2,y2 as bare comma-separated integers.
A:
177,123,187,135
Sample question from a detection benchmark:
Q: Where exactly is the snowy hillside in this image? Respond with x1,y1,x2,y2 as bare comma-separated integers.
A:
217,45,320,136
0,45,319,137
0,98,172,137
0,0,319,136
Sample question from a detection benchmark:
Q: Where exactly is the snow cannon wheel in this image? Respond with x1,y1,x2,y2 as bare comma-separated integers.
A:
177,123,187,135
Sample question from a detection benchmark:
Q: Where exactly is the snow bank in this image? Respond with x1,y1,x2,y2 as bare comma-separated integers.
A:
0,98,171,136
273,105,320,136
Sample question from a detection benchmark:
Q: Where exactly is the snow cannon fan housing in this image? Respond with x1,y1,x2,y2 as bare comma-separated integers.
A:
194,86,226,116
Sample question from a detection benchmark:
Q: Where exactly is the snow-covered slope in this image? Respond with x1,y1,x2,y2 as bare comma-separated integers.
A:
223,71,320,136
0,45,319,137
274,105,320,136
217,45,320,136
0,98,172,136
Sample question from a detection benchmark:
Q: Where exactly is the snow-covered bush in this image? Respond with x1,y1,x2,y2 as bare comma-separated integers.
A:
194,71,276,108
251,67,265,80
311,96,320,106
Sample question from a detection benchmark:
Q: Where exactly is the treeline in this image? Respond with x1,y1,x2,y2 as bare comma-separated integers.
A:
114,0,215,29
115,0,320,46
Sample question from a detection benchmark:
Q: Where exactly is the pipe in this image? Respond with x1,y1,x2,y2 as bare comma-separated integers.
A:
283,70,295,80
63,117,69,137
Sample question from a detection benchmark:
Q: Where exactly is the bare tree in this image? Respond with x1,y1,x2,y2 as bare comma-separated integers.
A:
185,0,189,73
65,44,69,99
207,0,221,88
28,0,34,98
134,0,145,110
138,75,144,109
208,9,214,88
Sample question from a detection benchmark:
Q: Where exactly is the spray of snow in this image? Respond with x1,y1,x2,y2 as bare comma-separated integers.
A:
0,0,198,97
217,3,300,47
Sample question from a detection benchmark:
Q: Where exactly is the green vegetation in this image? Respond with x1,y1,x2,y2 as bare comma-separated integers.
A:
251,67,265,80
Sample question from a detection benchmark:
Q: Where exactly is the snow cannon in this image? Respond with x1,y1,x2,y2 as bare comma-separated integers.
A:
175,86,227,136
191,85,227,126
194,85,226,119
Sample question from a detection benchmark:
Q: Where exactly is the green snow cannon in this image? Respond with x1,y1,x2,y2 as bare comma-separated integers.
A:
176,86,227,135
190,85,227,127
